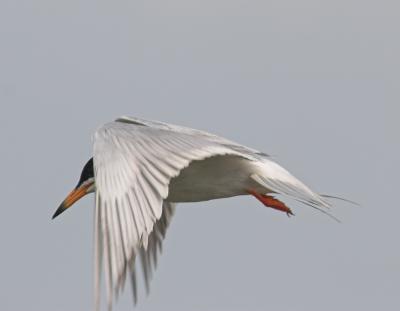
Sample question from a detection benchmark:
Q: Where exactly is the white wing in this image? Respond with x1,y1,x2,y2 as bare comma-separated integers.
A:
94,200,175,310
116,116,266,157
93,118,254,310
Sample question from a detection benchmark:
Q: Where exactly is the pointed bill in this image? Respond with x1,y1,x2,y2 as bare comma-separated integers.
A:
52,182,93,219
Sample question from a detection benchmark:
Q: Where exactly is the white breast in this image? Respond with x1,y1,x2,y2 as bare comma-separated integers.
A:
167,155,265,202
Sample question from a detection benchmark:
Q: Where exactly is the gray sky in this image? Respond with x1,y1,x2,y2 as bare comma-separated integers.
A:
0,0,399,310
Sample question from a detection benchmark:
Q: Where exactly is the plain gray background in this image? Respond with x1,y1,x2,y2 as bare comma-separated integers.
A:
0,0,399,310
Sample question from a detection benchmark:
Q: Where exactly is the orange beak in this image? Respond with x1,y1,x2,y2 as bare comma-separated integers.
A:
52,182,93,219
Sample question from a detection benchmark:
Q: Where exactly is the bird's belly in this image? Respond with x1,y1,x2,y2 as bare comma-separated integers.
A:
166,155,262,202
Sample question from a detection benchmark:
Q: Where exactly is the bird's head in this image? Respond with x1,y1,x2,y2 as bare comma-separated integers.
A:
52,158,95,219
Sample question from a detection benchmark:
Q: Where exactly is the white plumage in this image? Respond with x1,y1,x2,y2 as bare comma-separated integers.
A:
89,116,331,310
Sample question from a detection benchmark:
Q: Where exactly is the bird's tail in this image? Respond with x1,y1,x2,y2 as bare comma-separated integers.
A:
251,159,342,221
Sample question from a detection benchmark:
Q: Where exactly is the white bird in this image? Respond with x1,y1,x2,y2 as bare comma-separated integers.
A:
53,116,336,310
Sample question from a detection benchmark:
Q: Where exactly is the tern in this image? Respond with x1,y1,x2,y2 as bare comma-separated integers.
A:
53,116,337,310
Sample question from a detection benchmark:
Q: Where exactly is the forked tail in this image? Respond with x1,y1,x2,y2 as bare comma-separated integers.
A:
251,159,344,222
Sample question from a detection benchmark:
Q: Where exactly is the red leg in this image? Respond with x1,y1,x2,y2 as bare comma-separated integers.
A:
247,190,294,216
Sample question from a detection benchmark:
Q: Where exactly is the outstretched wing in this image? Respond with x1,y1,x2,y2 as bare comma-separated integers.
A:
93,119,253,310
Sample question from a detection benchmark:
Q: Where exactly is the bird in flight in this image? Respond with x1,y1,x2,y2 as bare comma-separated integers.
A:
53,116,335,310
